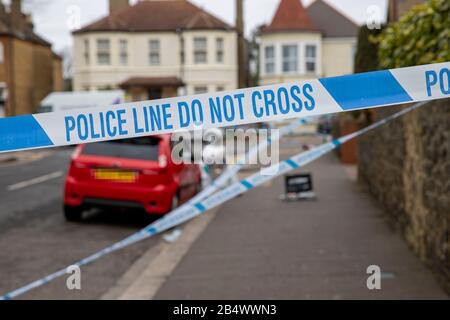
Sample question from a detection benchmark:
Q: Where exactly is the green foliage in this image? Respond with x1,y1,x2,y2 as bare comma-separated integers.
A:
354,26,384,73
378,0,450,69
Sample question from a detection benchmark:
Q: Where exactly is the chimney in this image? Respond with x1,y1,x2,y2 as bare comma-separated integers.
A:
236,0,247,88
25,14,33,30
109,0,129,14
10,0,24,32
0,3,7,22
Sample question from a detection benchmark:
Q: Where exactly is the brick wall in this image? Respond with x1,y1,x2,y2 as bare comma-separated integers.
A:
6,38,62,115
52,57,64,92
358,99,450,293
12,38,34,115
32,44,55,110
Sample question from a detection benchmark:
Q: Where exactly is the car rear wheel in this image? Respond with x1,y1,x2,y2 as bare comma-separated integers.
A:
171,193,179,211
64,205,83,222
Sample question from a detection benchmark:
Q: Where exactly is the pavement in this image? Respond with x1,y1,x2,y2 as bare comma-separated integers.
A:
106,140,448,299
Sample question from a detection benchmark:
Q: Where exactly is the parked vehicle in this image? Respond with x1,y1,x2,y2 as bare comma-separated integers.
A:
63,135,201,221
38,90,124,113
317,115,334,135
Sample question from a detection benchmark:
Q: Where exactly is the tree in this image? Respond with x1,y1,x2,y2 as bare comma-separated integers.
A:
354,26,384,73
378,0,450,68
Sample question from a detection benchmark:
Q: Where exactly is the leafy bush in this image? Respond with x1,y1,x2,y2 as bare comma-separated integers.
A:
378,0,450,68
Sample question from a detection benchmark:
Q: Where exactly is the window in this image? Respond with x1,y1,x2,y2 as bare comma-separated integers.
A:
0,42,4,64
119,39,128,66
216,38,224,63
216,86,225,92
180,37,185,64
149,40,160,65
194,86,208,94
305,45,317,73
194,37,207,64
282,45,298,73
97,39,110,65
82,137,160,161
264,46,275,74
83,39,89,65
97,85,114,91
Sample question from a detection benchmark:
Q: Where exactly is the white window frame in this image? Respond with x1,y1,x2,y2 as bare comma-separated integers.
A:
119,39,128,66
194,86,208,94
83,39,90,65
149,39,160,65
305,44,317,74
180,37,185,64
0,42,4,64
194,37,207,64
282,44,298,74
216,38,224,63
97,39,110,65
264,45,276,75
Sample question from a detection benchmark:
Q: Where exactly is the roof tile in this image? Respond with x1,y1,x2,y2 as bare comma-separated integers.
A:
261,0,320,33
74,0,232,34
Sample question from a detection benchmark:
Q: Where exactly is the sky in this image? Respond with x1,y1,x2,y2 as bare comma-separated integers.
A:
17,0,387,54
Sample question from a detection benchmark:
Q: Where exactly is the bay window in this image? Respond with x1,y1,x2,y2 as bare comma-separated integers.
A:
305,45,317,73
149,40,160,65
194,37,207,64
97,39,110,65
282,45,298,73
264,46,275,74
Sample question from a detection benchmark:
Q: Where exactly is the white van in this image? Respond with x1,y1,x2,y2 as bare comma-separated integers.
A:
38,90,125,113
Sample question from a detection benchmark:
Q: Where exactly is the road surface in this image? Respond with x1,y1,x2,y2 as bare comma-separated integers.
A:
0,148,161,299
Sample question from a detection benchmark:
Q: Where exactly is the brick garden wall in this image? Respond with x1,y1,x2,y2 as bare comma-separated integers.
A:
358,99,450,293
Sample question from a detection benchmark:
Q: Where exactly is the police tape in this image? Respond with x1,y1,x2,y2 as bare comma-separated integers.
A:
1,62,449,153
0,101,429,300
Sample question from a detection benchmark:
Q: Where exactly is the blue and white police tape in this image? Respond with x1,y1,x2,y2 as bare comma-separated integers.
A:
1,62,448,153
0,101,429,300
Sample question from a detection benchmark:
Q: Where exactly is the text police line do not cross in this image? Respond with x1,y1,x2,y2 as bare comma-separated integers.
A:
63,85,314,143
0,62,448,153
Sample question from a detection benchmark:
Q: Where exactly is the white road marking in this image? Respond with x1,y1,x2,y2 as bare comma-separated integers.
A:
7,171,63,191
162,228,183,243
101,207,219,300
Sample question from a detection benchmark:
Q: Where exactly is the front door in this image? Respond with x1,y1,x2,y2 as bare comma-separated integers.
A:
148,88,162,100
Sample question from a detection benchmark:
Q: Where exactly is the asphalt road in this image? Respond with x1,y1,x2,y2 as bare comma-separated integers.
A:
0,148,161,299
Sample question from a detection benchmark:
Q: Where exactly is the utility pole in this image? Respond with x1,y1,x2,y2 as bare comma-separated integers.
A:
236,0,247,88
388,0,398,22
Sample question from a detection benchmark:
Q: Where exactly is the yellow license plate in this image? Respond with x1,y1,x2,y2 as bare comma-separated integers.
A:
94,169,137,183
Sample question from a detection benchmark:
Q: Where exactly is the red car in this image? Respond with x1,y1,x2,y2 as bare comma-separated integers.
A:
63,135,201,221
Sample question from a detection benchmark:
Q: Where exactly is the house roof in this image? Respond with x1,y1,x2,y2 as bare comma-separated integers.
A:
306,0,359,37
0,13,51,47
119,77,185,89
261,0,320,34
74,0,233,34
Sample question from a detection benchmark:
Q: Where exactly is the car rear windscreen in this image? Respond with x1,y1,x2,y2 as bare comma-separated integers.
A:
82,137,160,161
